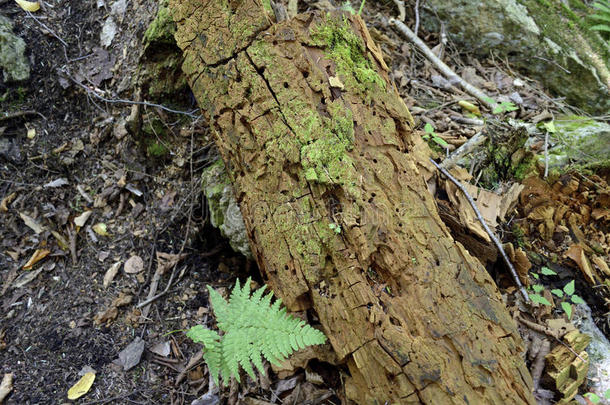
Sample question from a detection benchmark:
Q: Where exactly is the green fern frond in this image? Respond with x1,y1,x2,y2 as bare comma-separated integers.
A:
186,278,327,385
590,0,610,36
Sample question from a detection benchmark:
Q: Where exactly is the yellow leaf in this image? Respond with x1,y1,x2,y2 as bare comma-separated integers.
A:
92,223,109,236
458,100,481,116
14,0,40,11
67,372,95,400
27,127,36,139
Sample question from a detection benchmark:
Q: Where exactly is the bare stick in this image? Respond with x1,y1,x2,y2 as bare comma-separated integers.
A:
439,130,487,170
413,0,420,35
1,110,47,121
390,19,498,111
430,158,529,302
544,130,549,178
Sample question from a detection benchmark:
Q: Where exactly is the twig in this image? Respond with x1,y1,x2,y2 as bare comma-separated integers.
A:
413,0,420,35
67,76,201,118
439,130,487,170
0,110,47,121
429,158,529,302
25,10,68,48
389,19,498,112
544,130,549,178
136,265,184,309
392,0,406,22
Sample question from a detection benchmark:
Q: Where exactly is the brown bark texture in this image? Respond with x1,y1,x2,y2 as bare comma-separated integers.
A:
170,1,536,403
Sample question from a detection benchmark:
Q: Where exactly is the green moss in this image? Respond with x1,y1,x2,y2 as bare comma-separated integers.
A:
310,14,386,96
143,0,176,45
146,141,169,158
262,0,273,15
299,100,355,186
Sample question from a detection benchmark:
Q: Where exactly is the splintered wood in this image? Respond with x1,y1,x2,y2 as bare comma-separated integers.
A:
171,1,536,403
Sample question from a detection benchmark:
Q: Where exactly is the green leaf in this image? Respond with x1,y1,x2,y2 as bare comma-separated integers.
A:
432,136,449,148
563,280,576,296
529,294,552,306
543,121,556,133
532,284,545,293
604,388,610,399
540,266,557,276
571,294,586,304
592,1,610,13
532,273,540,279
551,289,564,298
561,302,573,319
591,24,610,31
584,392,601,403
424,123,435,134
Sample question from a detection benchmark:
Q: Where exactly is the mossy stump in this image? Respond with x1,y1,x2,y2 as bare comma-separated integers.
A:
170,1,536,403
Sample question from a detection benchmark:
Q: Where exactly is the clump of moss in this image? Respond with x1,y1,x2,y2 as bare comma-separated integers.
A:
310,14,385,96
300,100,355,185
143,0,176,45
146,141,169,158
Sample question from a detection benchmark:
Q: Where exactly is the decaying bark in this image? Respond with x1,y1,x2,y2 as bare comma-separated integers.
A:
170,1,535,403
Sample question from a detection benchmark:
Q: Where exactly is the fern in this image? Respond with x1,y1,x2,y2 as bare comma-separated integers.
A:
590,0,610,35
186,278,327,385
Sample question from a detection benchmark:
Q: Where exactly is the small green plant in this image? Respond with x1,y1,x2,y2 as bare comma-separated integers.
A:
529,267,585,319
584,389,610,403
423,123,449,149
589,0,610,36
186,278,327,385
328,222,342,234
492,101,519,114
550,280,585,319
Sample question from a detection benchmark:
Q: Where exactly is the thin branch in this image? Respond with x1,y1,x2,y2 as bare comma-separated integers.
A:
1,110,47,121
429,158,530,302
439,130,487,170
389,19,498,111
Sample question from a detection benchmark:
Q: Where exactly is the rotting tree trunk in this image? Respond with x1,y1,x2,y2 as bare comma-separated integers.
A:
170,1,536,403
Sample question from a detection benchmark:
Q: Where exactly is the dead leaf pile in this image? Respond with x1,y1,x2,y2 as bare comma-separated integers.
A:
518,172,610,305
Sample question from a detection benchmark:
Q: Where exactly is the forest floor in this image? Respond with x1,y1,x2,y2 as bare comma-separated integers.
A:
1,0,608,404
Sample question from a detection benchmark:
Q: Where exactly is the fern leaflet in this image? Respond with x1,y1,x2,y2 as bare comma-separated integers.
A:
186,278,327,385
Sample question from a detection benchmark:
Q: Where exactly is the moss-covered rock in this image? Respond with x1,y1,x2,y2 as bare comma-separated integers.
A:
545,115,610,170
202,159,253,259
0,16,29,82
423,0,609,113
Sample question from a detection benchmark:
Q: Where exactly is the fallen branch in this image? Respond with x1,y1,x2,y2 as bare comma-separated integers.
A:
390,19,498,111
439,130,487,170
430,158,529,302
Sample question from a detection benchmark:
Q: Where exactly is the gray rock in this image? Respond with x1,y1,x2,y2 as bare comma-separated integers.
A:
545,116,610,169
202,159,253,259
0,15,30,82
422,0,609,113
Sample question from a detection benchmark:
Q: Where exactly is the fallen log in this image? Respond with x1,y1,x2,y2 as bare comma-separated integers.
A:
170,1,535,403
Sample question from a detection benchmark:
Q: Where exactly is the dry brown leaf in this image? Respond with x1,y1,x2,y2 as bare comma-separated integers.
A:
156,252,187,275
74,211,93,227
591,255,610,277
22,249,50,270
0,373,13,403
0,193,17,212
565,245,597,284
19,212,45,234
103,262,121,287
94,292,133,325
